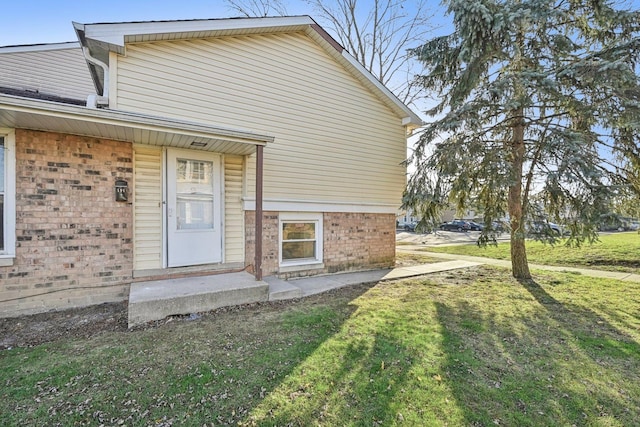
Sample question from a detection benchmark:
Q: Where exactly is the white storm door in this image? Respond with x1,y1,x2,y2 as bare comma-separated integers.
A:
166,149,222,267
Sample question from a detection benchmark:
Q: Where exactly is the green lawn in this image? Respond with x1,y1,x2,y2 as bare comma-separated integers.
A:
2,267,639,426
426,232,640,273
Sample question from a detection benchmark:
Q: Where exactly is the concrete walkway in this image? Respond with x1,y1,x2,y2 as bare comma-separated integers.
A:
397,245,640,283
129,245,638,327
265,259,483,300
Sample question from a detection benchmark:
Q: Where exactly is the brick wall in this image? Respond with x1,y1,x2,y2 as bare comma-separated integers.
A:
323,212,396,274
244,211,280,276
0,130,134,318
245,211,395,278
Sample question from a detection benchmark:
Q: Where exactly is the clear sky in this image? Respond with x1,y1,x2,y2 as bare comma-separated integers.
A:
2,0,446,46
3,0,637,47
1,1,325,46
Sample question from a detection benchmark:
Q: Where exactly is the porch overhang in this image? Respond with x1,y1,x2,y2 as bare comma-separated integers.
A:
0,94,273,155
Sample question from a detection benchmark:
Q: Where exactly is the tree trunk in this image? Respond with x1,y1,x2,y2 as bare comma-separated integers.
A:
508,107,532,280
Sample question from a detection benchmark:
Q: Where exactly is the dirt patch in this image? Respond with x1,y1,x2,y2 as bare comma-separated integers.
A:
584,258,640,269
0,302,129,350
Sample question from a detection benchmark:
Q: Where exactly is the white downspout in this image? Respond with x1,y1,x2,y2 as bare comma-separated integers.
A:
82,47,109,108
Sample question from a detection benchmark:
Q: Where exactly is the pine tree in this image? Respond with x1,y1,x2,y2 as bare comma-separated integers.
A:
404,0,640,279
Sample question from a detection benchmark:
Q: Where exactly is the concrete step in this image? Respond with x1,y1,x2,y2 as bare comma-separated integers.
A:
264,275,303,301
128,271,268,328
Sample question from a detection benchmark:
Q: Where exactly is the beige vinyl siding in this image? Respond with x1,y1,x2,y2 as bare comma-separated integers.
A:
115,32,407,206
224,155,244,262
0,47,95,100
133,145,163,270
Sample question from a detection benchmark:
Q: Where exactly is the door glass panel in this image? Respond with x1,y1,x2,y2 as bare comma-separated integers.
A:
176,159,214,230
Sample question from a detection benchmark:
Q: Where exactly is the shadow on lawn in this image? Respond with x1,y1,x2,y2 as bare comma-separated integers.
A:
6,276,637,426
244,275,639,425
520,278,640,359
241,285,432,425
0,285,375,426
245,327,418,425
435,278,640,426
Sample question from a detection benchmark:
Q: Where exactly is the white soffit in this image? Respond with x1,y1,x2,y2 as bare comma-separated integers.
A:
0,94,272,155
74,16,314,48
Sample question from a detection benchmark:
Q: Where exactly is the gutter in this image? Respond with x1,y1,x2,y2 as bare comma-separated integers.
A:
82,47,110,108
73,22,109,108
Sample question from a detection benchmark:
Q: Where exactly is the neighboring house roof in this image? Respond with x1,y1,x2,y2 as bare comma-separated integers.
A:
0,42,96,102
0,86,86,106
0,93,273,155
72,15,422,129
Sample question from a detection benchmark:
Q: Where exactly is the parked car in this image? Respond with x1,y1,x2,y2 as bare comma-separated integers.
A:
490,221,508,233
468,221,484,231
404,221,418,232
398,220,418,232
599,214,631,232
530,221,562,235
439,220,471,232
545,222,562,234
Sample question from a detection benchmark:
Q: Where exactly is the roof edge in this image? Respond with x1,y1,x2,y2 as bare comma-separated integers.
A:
0,42,80,53
77,16,315,48
0,93,274,145
330,39,422,127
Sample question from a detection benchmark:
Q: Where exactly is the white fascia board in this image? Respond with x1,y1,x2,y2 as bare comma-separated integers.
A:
303,25,421,129
243,198,399,214
0,42,80,53
0,94,273,145
339,50,422,127
77,16,315,48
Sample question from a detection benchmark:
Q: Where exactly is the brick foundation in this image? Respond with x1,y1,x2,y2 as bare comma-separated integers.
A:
323,212,396,274
0,130,134,318
244,211,280,276
245,211,396,279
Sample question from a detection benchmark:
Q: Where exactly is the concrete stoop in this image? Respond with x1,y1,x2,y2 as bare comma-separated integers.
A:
263,275,304,301
128,271,268,328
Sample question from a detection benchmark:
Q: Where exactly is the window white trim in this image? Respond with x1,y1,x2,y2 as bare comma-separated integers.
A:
0,128,16,260
279,212,323,268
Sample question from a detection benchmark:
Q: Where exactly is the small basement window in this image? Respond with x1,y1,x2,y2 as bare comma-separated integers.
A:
279,213,323,266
